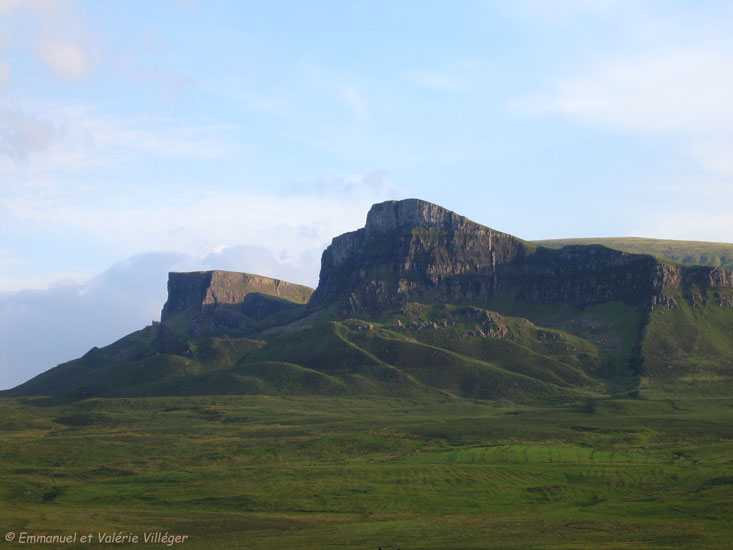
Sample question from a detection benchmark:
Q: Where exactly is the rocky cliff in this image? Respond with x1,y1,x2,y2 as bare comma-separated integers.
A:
161,270,313,335
310,199,530,312
311,199,733,315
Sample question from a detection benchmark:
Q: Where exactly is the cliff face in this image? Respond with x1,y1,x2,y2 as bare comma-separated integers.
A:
311,199,733,315
310,199,531,312
160,270,313,334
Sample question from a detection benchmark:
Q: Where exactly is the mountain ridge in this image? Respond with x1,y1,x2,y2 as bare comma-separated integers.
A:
4,198,732,402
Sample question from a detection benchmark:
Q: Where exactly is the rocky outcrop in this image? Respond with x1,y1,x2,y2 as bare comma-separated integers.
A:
310,199,530,311
160,271,314,335
161,270,313,322
310,199,733,315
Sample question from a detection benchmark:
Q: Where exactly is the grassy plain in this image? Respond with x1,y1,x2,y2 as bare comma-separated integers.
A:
1,394,732,549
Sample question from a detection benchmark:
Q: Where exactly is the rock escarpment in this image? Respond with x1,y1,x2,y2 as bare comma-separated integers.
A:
311,199,733,315
310,199,530,312
161,270,313,335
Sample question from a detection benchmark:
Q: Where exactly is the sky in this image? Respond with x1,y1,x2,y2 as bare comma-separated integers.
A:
2,0,733,389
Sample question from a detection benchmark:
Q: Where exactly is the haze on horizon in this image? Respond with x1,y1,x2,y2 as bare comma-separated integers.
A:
2,0,733,389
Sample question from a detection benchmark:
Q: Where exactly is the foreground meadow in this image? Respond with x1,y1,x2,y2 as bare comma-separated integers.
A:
0,395,731,549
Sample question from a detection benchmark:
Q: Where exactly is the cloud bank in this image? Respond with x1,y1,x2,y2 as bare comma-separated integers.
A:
0,244,322,391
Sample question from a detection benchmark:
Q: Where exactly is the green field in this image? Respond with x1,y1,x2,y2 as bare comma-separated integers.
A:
1,394,731,549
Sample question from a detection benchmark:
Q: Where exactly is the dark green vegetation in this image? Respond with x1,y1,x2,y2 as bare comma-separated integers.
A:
1,394,731,549
535,237,733,270
0,304,610,402
1,199,732,548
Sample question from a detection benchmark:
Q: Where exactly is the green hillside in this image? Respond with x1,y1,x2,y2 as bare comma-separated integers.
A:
535,237,733,269
7,290,733,403
5,304,614,403
0,394,731,549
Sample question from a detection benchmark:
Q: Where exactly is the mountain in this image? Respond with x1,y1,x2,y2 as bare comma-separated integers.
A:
535,237,733,270
5,199,732,402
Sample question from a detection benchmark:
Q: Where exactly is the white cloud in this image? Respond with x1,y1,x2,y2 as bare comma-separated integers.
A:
194,244,319,285
0,102,246,174
0,1,101,81
0,171,400,293
36,37,94,79
0,187,389,262
512,43,733,187
513,48,733,133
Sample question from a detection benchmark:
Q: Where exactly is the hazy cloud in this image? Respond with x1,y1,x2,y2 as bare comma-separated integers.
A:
0,0,59,15
630,208,733,243
514,49,733,133
0,252,181,390
0,102,245,175
0,243,321,391
0,107,55,160
0,61,10,85
36,37,94,80
510,0,624,19
194,244,319,286
0,0,101,81
688,140,733,178
512,44,733,186
281,171,397,200
342,86,368,121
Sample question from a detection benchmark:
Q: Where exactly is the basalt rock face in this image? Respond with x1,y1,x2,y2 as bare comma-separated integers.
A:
310,199,531,313
161,270,313,334
311,199,733,316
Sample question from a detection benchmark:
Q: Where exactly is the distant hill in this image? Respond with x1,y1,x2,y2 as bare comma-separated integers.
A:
4,199,732,403
534,237,733,270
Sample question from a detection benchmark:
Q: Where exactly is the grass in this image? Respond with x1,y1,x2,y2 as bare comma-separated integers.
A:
535,237,733,270
642,289,733,386
9,294,731,404
0,394,731,549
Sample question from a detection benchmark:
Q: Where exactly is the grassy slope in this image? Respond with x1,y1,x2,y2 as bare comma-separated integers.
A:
199,304,613,403
535,237,733,269
4,303,615,403
640,288,733,398
0,394,731,549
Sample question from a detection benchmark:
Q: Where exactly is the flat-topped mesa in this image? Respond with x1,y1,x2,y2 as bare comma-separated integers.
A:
311,199,733,316
161,270,313,322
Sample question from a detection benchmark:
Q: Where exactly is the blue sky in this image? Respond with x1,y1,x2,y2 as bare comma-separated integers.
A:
2,0,733,388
